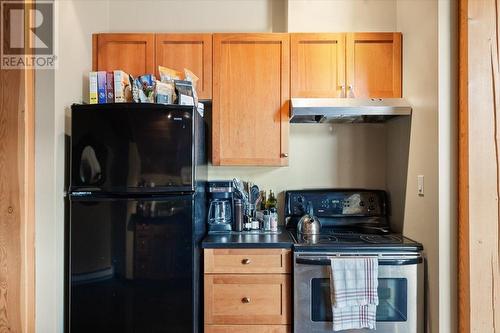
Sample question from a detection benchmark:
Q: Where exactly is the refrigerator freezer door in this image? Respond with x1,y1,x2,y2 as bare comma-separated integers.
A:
71,104,196,193
69,195,198,333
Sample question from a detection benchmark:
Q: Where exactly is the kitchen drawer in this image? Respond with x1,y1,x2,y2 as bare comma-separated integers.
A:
204,274,291,325
204,249,291,274
205,325,290,333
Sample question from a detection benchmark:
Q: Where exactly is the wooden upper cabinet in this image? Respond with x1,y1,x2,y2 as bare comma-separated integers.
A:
346,32,402,98
212,33,290,166
155,34,212,99
291,33,346,98
93,33,155,77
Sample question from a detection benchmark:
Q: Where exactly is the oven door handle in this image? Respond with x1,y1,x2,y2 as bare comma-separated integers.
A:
295,257,423,266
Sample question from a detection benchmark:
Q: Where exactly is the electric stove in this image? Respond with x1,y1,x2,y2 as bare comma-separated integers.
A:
284,189,423,252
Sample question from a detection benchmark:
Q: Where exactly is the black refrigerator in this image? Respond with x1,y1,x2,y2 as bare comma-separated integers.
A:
67,103,207,333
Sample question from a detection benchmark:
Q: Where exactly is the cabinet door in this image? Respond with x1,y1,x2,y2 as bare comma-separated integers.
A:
93,33,155,77
204,249,291,274
346,33,402,98
205,325,290,333
204,274,291,325
155,34,212,100
212,33,290,166
291,33,346,98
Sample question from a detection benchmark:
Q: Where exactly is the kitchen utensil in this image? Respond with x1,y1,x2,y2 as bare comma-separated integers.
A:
208,199,232,225
255,194,263,211
250,185,260,204
297,202,321,235
233,178,248,202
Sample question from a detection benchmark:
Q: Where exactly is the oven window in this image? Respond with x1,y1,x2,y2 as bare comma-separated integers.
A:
311,278,408,322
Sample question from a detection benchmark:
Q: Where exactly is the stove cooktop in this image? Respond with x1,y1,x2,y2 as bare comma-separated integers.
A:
289,228,423,252
284,189,424,252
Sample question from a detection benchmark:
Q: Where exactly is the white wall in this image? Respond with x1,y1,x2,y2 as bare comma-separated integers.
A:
287,0,397,32
35,1,109,332
438,0,458,332
396,2,439,333
107,0,284,32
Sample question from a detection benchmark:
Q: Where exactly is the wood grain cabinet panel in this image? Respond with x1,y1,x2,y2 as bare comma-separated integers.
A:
205,325,291,333
93,33,155,77
346,32,402,98
212,33,290,166
204,274,291,325
291,33,346,98
204,249,291,274
155,34,212,99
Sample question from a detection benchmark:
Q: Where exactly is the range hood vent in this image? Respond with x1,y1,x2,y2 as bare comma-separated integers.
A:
290,98,412,123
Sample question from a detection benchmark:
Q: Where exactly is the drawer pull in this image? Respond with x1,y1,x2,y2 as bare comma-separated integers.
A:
241,258,251,265
241,297,251,304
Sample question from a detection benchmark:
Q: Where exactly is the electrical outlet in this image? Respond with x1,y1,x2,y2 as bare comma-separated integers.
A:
417,175,424,196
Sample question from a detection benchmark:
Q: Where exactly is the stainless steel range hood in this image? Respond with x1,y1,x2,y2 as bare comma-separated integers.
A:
290,98,412,123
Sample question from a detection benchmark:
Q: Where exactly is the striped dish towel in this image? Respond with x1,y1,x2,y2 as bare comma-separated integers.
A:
330,257,379,331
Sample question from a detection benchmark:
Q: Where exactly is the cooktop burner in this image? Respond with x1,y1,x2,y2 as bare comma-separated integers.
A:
285,189,424,252
291,229,422,251
299,232,404,245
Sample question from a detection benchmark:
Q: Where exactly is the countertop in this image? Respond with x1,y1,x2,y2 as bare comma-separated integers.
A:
201,229,294,249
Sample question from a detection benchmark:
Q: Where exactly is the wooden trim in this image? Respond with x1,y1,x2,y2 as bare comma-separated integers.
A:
0,1,36,331
92,34,98,71
392,33,402,98
458,0,470,331
212,34,222,165
22,1,35,331
280,34,290,167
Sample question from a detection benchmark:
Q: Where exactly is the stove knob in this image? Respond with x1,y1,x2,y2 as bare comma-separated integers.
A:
297,204,305,213
297,196,304,203
359,201,365,207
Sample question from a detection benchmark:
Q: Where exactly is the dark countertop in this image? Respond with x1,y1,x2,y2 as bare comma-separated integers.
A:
201,229,294,249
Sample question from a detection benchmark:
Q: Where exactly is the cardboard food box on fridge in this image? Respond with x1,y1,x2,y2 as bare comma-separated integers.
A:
89,72,98,104
113,70,133,103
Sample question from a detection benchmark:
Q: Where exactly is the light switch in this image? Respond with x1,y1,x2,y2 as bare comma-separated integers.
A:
417,175,424,196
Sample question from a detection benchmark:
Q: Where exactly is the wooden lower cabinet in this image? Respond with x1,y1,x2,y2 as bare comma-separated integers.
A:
204,249,292,332
204,274,290,325
205,325,291,333
204,248,291,274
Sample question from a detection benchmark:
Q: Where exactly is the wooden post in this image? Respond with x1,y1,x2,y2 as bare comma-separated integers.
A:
459,0,500,331
0,0,36,332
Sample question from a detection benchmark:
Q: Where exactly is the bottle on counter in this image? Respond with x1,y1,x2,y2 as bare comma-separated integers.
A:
234,199,244,232
270,207,278,232
263,210,271,231
260,190,267,210
243,217,252,231
251,218,260,230
265,190,277,210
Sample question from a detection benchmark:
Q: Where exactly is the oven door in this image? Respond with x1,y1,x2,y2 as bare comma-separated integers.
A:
294,252,424,333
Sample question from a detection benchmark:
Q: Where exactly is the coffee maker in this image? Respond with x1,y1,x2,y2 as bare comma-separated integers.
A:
207,180,234,233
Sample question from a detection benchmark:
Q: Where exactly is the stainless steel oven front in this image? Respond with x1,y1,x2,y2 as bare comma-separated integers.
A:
294,252,424,333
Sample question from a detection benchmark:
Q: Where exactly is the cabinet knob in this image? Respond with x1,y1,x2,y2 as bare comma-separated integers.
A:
347,85,355,98
281,153,289,158
339,84,346,98
241,297,251,304
241,258,251,265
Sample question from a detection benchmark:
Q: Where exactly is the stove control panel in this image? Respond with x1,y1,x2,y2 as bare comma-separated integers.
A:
284,189,387,217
